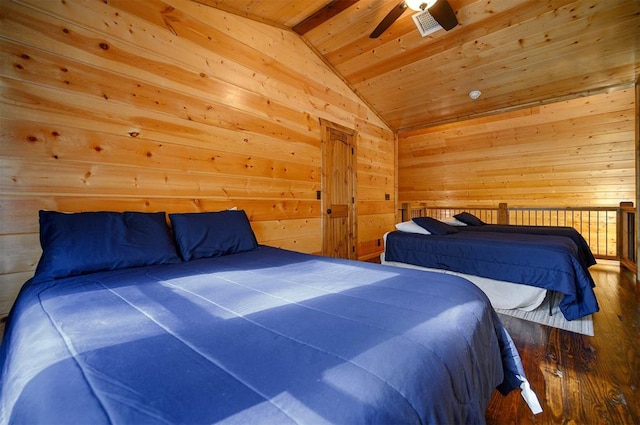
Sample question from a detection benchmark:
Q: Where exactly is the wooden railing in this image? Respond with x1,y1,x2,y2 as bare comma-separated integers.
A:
401,204,504,225
399,202,635,263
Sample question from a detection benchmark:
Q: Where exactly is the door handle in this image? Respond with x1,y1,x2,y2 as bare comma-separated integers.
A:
327,208,332,214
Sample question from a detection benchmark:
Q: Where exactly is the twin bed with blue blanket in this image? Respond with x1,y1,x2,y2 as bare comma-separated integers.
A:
383,213,599,321
0,210,534,424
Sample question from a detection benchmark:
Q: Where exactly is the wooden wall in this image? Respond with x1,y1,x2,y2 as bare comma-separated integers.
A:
0,0,396,317
398,88,636,208
636,81,640,281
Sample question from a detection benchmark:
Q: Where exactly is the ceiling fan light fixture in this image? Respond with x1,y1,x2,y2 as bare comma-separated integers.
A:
405,0,437,12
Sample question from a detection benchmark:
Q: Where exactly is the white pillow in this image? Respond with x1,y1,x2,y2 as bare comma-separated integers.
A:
441,217,468,226
395,221,430,234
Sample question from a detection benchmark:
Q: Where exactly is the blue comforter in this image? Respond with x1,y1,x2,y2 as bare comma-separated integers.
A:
385,231,599,321
1,246,525,424
457,224,597,268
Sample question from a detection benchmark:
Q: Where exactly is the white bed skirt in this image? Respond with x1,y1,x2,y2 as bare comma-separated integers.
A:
380,253,547,312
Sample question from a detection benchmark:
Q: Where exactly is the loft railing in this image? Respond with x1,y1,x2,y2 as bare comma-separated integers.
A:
399,202,635,263
402,205,502,224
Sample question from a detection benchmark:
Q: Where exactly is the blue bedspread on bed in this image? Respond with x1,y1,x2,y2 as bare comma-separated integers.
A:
457,224,597,268
385,231,599,321
1,246,525,424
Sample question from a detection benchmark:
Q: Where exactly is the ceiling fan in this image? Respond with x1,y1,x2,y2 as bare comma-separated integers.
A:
369,0,458,38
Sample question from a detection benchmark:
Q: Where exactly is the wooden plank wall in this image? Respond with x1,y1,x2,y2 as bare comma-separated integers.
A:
0,0,396,317
398,88,636,209
636,81,640,282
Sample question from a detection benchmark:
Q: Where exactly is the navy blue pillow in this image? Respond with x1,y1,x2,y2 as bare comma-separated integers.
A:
412,217,459,235
454,212,485,226
169,210,258,261
33,211,181,283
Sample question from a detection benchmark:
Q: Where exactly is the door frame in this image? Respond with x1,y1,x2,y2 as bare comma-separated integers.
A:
320,119,357,259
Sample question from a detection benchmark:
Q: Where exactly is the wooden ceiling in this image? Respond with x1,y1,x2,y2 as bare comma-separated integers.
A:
197,0,640,132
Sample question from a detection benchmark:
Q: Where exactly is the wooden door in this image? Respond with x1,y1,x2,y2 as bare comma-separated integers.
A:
321,119,356,259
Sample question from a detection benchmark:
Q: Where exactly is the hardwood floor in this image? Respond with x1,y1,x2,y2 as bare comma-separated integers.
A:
486,261,640,424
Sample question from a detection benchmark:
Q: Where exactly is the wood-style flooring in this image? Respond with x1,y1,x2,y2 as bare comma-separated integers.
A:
486,261,639,424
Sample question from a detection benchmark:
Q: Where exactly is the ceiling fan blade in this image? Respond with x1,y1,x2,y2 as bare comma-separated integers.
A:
428,0,458,31
369,2,407,38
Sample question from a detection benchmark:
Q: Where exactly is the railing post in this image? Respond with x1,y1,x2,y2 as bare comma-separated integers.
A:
498,202,509,225
618,202,632,259
402,202,411,222
619,201,636,273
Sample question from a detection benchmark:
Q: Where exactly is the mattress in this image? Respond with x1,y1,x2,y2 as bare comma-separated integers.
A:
0,246,531,424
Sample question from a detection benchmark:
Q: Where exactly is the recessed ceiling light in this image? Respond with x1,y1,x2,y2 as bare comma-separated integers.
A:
469,90,481,100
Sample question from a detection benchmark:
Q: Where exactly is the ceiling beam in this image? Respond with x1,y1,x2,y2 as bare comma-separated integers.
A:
293,0,359,35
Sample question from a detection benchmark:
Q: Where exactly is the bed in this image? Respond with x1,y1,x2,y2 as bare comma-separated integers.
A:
382,216,599,321
0,210,538,424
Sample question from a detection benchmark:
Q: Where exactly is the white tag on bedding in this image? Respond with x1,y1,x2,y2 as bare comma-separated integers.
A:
516,375,543,414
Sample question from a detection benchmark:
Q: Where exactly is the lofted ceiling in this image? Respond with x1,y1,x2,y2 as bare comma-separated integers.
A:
196,0,640,133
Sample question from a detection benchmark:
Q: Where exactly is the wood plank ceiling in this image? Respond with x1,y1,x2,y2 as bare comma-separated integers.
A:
196,0,640,132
